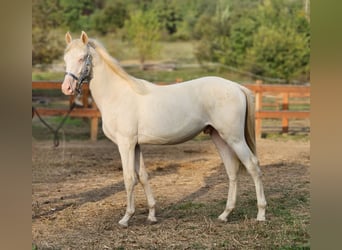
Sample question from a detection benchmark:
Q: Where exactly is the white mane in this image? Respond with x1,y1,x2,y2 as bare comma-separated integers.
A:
89,39,149,95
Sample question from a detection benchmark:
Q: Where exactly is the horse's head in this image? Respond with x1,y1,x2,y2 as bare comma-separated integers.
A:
62,31,93,95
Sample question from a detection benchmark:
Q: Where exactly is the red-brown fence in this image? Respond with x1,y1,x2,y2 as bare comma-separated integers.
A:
244,80,310,137
32,80,310,140
32,81,100,141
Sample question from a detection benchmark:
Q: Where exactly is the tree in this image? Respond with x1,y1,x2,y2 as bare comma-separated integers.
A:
90,0,128,35
32,0,63,29
193,0,310,82
32,0,65,65
32,28,65,65
222,16,258,67
124,10,162,69
194,0,260,67
59,0,97,31
245,25,309,81
150,0,183,37
193,14,217,64
245,0,310,81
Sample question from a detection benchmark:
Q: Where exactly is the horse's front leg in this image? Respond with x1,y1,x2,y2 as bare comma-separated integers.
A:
135,145,157,223
118,142,138,227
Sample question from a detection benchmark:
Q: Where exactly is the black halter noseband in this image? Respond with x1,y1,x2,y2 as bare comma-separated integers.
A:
65,46,93,95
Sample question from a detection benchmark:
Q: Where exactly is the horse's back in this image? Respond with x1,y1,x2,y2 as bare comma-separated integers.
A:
186,76,247,109
172,76,240,89
149,76,244,101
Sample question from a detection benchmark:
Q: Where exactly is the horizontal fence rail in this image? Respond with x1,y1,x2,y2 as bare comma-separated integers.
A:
32,81,100,141
243,80,310,137
32,80,310,140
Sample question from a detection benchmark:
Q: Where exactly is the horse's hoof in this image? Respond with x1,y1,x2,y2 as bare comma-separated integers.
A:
147,218,158,225
257,211,266,221
217,215,228,223
118,220,128,228
256,216,266,222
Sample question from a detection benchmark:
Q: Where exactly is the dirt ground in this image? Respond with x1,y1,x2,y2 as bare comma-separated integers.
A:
32,137,310,249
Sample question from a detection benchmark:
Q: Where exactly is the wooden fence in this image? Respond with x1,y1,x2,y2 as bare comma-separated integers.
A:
244,80,310,137
32,80,310,140
32,81,100,141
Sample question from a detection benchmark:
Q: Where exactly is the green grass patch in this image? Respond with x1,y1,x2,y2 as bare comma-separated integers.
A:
262,132,310,141
159,192,309,249
173,201,205,211
32,89,65,98
32,116,96,141
32,71,64,81
278,245,310,250
49,116,85,127
125,65,255,84
163,201,206,219
96,36,197,63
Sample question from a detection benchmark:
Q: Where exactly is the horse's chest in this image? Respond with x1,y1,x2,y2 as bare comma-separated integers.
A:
101,111,138,142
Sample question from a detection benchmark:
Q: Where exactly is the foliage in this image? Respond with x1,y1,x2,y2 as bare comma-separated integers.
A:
124,10,162,69
32,28,65,65
194,0,261,67
151,0,182,36
245,25,309,81
59,0,97,31
32,0,62,29
90,0,128,35
244,0,310,81
32,0,310,83
32,0,64,65
194,0,310,82
193,14,217,63
215,15,259,67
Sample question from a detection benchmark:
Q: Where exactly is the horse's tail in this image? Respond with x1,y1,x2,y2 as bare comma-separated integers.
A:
239,85,257,156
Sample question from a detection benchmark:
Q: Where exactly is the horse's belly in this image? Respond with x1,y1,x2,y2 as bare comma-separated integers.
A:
137,120,205,145
138,129,203,145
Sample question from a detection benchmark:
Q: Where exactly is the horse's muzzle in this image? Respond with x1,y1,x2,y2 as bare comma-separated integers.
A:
61,75,75,95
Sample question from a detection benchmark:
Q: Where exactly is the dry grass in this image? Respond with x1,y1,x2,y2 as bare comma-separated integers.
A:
32,139,310,249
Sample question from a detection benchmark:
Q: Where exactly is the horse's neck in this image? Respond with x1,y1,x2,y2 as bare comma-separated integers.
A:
89,63,134,112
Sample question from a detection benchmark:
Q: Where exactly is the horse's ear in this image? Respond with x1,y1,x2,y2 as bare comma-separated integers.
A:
81,31,88,44
65,32,72,44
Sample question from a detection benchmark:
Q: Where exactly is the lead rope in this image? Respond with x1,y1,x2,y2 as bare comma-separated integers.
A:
32,102,77,147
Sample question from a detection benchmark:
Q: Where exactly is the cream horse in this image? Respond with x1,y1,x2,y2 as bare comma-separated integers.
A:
61,31,266,227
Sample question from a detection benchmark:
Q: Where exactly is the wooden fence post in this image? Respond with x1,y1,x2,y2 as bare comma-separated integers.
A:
90,100,99,141
82,88,89,107
255,80,263,138
282,92,289,133
69,95,75,108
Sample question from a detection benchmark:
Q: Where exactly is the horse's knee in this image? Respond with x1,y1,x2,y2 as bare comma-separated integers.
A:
124,173,138,188
229,176,238,183
138,170,149,182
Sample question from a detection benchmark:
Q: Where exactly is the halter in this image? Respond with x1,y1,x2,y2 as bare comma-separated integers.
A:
65,45,93,95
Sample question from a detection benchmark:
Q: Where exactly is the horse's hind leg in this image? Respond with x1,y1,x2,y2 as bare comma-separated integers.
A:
228,139,267,221
210,129,240,222
134,145,157,223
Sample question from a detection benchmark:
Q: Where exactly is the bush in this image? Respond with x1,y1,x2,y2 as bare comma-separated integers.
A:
32,28,65,65
124,10,162,69
90,1,128,35
245,26,310,81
